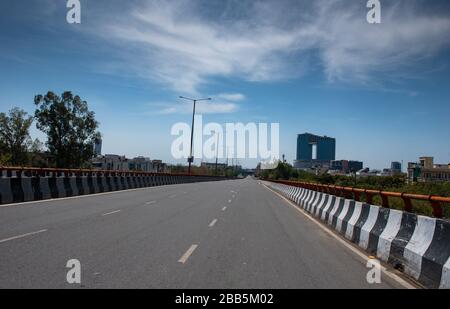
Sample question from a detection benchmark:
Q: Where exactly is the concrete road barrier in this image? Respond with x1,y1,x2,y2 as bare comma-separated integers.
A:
1,173,229,206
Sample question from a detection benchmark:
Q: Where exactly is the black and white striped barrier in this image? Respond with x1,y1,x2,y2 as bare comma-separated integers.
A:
0,175,228,205
264,181,450,289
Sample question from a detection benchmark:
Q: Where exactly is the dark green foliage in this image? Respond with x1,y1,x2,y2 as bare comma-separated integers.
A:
34,91,101,168
0,108,34,166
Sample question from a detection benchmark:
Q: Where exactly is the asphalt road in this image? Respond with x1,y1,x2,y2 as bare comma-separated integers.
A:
0,177,407,288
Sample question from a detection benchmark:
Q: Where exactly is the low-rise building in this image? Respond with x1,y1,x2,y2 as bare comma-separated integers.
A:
92,154,129,171
129,156,154,172
356,168,381,176
381,168,392,177
151,160,169,173
348,161,364,173
91,155,169,173
201,162,228,169
330,160,363,174
408,156,450,183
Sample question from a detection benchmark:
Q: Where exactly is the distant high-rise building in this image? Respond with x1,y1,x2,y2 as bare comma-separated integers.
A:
294,133,335,169
94,138,102,156
391,161,402,174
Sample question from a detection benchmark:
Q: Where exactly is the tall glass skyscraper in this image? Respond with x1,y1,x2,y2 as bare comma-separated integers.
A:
294,133,336,169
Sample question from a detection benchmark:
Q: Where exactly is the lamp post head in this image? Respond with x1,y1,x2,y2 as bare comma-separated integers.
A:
179,96,212,102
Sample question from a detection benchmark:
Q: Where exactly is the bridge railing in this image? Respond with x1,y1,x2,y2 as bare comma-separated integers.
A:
0,166,228,179
263,179,450,218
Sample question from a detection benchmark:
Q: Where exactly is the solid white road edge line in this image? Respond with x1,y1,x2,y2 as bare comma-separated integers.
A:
262,183,418,289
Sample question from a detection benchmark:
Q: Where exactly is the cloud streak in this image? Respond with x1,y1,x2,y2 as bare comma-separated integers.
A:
151,100,239,115
89,0,450,94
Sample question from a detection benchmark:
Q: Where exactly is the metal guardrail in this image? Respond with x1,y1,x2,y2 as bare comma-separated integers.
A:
264,179,450,218
0,166,228,179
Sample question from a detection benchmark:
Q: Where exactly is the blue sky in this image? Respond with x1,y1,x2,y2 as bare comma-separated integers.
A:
1,0,450,169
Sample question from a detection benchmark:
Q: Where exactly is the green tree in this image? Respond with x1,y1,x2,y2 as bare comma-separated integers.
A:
28,138,49,167
0,108,34,166
34,91,101,168
274,162,293,180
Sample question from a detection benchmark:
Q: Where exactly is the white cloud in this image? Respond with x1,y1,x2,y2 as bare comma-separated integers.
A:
196,101,238,114
148,92,244,115
90,0,450,93
215,93,246,102
150,100,239,115
310,1,450,85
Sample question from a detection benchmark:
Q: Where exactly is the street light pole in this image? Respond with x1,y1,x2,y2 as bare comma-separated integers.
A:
189,99,197,175
179,96,212,174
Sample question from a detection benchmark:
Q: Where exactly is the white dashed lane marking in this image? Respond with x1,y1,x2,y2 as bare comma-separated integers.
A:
209,219,218,227
0,229,48,244
178,244,198,264
102,210,121,216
